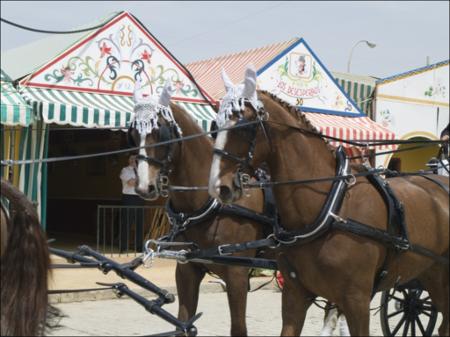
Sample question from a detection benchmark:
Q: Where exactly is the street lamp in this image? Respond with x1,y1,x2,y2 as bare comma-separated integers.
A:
347,40,377,73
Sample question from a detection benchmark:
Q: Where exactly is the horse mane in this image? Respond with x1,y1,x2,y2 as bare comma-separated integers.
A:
258,90,337,157
0,179,60,336
170,103,213,146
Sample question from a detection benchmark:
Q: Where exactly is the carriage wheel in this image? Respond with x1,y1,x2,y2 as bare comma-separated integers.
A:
380,283,437,336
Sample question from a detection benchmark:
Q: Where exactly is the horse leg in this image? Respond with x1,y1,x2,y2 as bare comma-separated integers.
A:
418,261,449,336
176,262,205,322
320,306,338,336
278,255,313,336
339,292,371,336
338,312,351,336
223,267,250,336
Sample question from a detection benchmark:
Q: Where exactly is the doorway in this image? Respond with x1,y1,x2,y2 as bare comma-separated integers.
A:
45,126,127,249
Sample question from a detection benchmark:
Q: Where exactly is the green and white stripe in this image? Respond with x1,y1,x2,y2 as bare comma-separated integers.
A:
0,121,48,228
333,72,377,118
21,87,216,131
21,87,134,129
336,78,374,116
18,120,49,227
175,102,216,132
1,70,33,126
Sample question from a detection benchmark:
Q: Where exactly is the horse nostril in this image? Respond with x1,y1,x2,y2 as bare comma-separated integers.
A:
148,185,156,194
219,185,233,202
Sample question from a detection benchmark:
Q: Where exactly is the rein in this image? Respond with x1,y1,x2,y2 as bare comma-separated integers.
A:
0,120,260,167
153,169,443,194
1,119,446,167
266,119,447,147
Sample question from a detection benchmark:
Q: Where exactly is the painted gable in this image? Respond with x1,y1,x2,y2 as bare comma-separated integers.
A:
20,12,212,104
257,39,364,116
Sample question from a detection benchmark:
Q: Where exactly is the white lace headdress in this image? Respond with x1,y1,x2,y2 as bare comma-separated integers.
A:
217,65,262,127
132,80,182,136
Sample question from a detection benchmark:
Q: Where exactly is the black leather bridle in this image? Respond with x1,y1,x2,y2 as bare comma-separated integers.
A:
128,121,181,196
213,98,270,191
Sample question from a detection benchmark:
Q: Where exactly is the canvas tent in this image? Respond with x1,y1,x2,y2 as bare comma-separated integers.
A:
1,11,217,232
1,69,48,224
333,71,377,119
12,11,216,132
187,38,395,152
1,69,33,126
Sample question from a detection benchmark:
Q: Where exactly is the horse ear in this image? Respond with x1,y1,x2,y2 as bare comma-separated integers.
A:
133,79,143,103
159,80,175,107
222,68,235,92
242,64,257,100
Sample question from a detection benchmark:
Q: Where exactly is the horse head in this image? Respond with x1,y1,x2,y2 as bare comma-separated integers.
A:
128,79,182,200
208,65,271,203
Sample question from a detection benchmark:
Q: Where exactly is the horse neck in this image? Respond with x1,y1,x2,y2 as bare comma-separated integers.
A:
168,108,213,213
264,102,337,227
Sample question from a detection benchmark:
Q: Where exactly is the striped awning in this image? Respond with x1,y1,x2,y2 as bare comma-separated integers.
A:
1,70,33,126
333,72,377,117
176,102,216,132
187,38,299,101
304,112,396,150
20,87,216,131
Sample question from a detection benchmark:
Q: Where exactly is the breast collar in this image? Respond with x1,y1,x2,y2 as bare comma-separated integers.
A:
164,197,221,241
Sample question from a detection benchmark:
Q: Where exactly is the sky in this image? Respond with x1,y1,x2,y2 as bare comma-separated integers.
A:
1,1,449,78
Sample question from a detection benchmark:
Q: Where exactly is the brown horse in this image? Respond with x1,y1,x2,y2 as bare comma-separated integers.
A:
1,179,59,336
128,82,269,336
208,67,449,336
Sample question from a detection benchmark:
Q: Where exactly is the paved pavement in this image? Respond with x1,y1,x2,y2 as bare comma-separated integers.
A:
49,253,196,303
49,288,403,336
48,254,441,336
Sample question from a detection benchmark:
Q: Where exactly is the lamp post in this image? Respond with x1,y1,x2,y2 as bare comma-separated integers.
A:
347,40,376,73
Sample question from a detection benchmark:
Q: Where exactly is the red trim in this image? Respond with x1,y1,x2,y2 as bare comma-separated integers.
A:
20,12,215,104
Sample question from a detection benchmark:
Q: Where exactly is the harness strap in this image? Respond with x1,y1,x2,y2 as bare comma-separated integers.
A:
366,174,407,238
165,171,279,240
273,146,350,243
165,197,220,228
418,174,450,194
213,148,247,165
218,204,276,228
182,254,279,270
331,219,448,265
136,154,165,168
185,236,279,259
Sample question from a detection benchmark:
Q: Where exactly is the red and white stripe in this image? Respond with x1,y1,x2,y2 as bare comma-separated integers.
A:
187,39,397,152
304,113,397,150
187,38,299,102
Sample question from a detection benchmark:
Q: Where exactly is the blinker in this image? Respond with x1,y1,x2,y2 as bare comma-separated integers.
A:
159,124,172,142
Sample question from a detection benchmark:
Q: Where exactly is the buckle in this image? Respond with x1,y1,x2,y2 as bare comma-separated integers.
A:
329,212,347,224
395,240,410,251
142,247,156,268
266,234,281,249
217,244,232,256
344,174,356,186
159,175,170,197
239,172,251,197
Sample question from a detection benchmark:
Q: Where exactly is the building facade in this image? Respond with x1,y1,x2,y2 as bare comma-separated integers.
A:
374,60,449,170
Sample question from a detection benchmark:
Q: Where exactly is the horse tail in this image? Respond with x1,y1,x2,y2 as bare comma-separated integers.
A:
1,179,52,336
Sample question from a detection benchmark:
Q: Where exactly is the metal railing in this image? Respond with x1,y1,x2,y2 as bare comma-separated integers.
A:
96,205,170,256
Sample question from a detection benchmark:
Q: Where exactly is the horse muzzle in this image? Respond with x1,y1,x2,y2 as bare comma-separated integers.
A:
135,175,170,201
135,183,160,201
210,173,245,204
